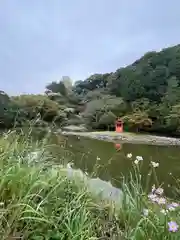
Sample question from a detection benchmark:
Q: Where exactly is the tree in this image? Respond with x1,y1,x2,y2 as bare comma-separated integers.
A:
2,44,180,135
165,104,180,133
12,95,60,122
122,112,152,132
71,44,180,134
98,111,117,130
73,73,110,94
0,91,25,128
84,89,105,101
47,81,67,96
82,96,126,129
46,76,73,96
163,76,180,106
131,98,150,112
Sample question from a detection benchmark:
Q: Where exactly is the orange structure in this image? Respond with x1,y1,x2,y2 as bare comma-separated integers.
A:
115,118,123,133
115,143,121,150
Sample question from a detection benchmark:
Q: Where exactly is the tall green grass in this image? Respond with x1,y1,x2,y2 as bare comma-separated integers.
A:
0,130,122,239
0,130,179,239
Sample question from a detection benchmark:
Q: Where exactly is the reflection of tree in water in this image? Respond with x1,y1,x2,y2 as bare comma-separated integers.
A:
64,136,127,184
64,136,180,197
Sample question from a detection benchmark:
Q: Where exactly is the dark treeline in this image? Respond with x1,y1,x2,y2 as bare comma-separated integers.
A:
1,44,180,135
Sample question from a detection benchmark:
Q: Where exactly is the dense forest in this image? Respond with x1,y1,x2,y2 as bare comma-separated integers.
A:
1,44,180,136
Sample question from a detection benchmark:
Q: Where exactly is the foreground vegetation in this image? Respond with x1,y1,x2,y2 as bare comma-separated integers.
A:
0,130,179,239
2,44,180,135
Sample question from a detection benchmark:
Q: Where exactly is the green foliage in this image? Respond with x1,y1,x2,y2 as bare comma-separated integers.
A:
73,74,110,95
131,98,150,112
0,131,180,239
82,96,126,129
0,131,122,239
66,115,85,126
122,112,153,132
119,155,180,240
84,89,106,101
165,104,180,132
98,111,117,129
84,96,125,117
3,44,180,134
12,94,60,122
0,91,25,128
72,44,180,134
46,76,73,97
0,90,81,129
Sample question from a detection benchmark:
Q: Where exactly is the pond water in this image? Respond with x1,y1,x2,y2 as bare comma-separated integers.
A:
60,135,180,198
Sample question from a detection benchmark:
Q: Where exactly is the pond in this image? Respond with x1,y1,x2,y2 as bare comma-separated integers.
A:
60,135,180,198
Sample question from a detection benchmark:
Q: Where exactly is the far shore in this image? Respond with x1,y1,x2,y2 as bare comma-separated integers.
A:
62,131,180,146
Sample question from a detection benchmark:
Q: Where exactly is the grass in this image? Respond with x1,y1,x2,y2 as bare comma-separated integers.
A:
0,129,179,239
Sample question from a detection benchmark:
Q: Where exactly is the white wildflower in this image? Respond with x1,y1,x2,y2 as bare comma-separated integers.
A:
155,187,164,195
67,163,72,169
127,153,132,158
151,184,156,193
157,197,166,205
143,208,149,216
160,209,168,215
151,161,159,168
134,159,139,165
136,156,143,161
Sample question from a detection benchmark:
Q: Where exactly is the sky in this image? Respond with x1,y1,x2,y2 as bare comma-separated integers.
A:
0,0,180,95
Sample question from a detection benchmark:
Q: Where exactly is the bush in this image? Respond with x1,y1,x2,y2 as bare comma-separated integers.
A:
82,96,126,129
98,111,117,129
122,111,153,132
0,91,26,128
12,94,60,122
66,115,85,126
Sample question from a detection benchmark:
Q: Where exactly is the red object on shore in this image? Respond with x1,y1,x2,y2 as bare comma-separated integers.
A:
115,119,123,133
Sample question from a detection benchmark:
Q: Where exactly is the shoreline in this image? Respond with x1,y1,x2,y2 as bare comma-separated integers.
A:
62,131,180,146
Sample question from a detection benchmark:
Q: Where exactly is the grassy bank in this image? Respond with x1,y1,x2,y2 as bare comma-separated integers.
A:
0,130,180,239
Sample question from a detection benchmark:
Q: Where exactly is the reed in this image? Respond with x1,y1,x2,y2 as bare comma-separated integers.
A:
0,130,179,239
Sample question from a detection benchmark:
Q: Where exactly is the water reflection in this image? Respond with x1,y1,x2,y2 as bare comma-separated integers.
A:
65,163,123,202
63,136,180,197
114,143,122,150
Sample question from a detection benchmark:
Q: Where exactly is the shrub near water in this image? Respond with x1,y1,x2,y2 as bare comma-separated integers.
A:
0,131,180,239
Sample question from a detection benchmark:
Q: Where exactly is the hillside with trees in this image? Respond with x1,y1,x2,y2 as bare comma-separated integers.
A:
1,44,180,136
71,44,180,135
